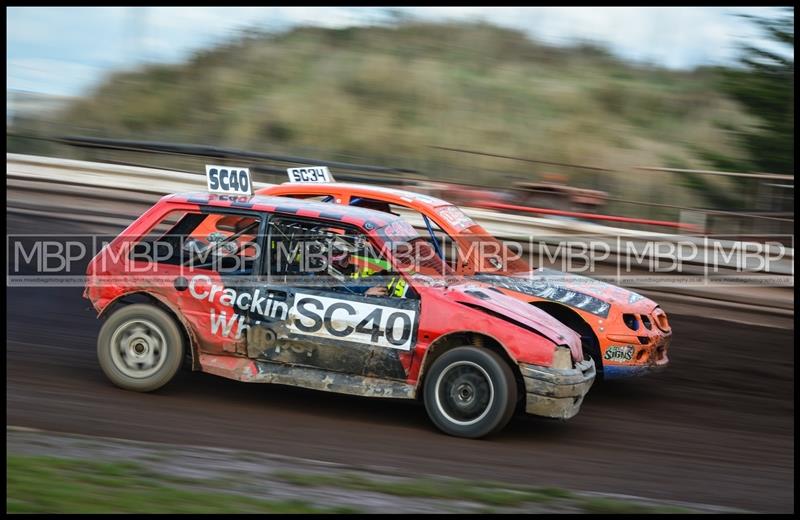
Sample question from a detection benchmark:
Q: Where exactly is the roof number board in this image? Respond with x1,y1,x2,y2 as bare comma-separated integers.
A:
287,166,334,183
206,165,252,196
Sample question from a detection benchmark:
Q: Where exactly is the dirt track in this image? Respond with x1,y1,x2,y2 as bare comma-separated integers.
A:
5,215,794,512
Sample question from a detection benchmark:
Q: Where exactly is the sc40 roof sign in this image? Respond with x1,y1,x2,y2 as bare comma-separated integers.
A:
287,166,334,183
206,165,252,196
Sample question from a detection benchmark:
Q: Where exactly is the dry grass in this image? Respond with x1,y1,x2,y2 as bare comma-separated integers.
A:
23,21,751,207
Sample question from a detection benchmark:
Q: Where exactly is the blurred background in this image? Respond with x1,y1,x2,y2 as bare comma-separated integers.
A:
7,6,794,236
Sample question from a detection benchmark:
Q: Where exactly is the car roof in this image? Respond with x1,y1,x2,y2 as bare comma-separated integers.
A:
162,192,399,230
270,182,453,208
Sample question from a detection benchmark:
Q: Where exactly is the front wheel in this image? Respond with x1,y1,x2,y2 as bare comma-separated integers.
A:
423,346,517,438
97,303,185,392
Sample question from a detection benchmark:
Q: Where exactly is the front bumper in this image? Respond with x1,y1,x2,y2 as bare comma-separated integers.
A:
519,359,596,420
601,333,671,379
603,363,667,379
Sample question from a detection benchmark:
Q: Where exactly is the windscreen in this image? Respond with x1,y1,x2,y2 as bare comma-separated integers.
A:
434,205,529,274
376,219,455,278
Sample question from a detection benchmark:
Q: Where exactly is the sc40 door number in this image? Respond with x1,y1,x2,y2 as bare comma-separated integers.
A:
289,293,415,351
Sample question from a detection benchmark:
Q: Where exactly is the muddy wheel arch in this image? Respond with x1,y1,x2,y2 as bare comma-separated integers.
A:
415,331,525,404
530,301,602,373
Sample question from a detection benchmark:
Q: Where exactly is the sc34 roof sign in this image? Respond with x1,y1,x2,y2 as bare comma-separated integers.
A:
206,165,252,196
287,166,334,183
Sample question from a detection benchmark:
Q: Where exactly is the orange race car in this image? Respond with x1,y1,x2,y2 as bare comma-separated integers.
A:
257,174,671,379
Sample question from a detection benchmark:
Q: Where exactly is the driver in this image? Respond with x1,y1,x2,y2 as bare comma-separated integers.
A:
347,253,409,298
327,239,409,298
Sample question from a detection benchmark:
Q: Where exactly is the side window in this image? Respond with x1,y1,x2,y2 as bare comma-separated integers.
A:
134,210,262,275
266,217,415,298
349,197,394,214
146,210,186,236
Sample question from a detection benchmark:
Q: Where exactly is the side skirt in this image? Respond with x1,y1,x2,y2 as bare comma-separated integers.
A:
198,353,416,399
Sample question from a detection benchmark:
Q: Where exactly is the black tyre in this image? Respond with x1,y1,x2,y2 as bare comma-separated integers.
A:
423,346,517,438
580,334,603,379
97,303,185,392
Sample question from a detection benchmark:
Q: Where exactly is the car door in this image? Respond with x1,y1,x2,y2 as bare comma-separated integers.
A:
243,215,420,381
129,207,265,356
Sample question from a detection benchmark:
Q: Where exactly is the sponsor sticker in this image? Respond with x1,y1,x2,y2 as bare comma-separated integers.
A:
188,275,416,351
603,345,635,362
435,205,476,231
287,166,334,183
206,165,252,196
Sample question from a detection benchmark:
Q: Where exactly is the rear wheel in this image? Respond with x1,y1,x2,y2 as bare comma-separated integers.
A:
423,346,517,438
97,303,185,392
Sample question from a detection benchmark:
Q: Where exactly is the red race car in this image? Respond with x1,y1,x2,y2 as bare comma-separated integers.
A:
85,170,595,438
258,174,671,379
